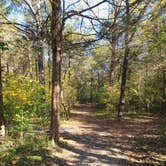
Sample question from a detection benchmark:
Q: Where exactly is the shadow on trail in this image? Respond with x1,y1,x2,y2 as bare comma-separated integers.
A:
59,140,132,166
60,104,166,166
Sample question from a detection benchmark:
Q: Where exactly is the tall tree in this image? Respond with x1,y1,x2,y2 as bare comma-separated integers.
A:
50,0,62,144
118,0,150,117
1,0,48,85
0,42,6,137
49,0,108,143
118,0,130,117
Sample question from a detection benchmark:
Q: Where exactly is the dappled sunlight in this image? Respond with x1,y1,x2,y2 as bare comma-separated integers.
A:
56,105,166,165
1,105,165,165
1,0,165,165
124,116,158,123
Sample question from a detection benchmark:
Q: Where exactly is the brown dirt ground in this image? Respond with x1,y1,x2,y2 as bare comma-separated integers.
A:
1,104,166,166
52,104,166,166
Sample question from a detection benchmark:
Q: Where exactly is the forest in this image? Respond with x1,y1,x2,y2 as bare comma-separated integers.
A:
0,0,166,165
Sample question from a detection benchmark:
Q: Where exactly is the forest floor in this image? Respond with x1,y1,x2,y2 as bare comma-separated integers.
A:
58,104,166,166
1,104,166,166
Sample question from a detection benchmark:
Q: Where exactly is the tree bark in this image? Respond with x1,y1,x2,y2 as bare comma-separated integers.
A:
90,70,93,103
48,47,52,93
50,0,62,144
163,67,166,108
0,52,5,137
109,38,116,86
118,41,129,117
37,39,45,85
37,38,46,102
35,53,38,81
118,0,130,117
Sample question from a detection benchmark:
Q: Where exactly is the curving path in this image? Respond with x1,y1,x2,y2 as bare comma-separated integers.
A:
52,104,165,166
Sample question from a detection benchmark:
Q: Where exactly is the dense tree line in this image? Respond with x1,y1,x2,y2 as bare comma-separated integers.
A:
0,0,165,145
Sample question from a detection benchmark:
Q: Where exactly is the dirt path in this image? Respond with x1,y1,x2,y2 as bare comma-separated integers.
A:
2,104,165,166
51,104,166,166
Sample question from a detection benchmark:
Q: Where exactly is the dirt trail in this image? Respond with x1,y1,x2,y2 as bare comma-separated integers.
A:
1,105,165,166
52,104,165,166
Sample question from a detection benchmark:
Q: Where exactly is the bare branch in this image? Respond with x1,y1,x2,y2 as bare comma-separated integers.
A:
64,0,107,21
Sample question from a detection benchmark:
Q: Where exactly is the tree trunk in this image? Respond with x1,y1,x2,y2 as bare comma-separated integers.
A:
36,0,45,85
163,67,166,108
109,36,116,86
90,70,93,103
118,0,130,117
50,0,62,144
48,47,52,93
35,54,38,81
37,39,45,85
118,41,129,117
0,52,5,137
37,38,46,103
27,41,33,77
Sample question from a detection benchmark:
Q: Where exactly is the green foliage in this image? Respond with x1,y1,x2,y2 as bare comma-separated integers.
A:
92,84,120,112
3,75,50,135
0,42,8,51
63,85,77,108
104,85,120,111
124,67,166,112
143,72,166,111
61,72,77,119
0,134,49,165
93,87,106,104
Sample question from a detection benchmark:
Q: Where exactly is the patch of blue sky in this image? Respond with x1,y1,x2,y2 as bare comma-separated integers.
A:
9,10,25,24
5,0,113,36
65,0,110,18
65,0,111,34
4,1,26,25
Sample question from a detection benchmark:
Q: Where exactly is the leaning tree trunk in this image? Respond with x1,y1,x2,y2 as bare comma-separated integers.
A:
37,38,46,103
36,0,45,85
118,37,129,117
37,38,45,85
109,37,116,86
118,0,130,117
90,70,93,103
0,52,5,137
48,46,52,93
50,0,62,144
162,67,166,108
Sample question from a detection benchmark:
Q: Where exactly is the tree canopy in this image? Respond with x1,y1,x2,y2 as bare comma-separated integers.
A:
0,0,166,165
